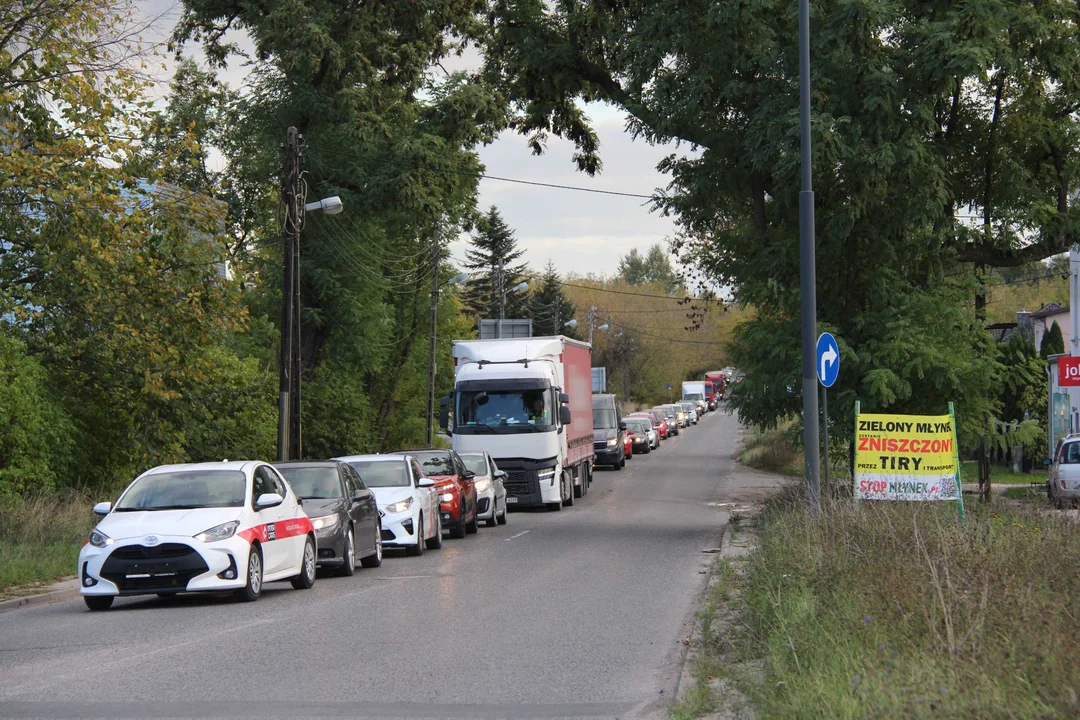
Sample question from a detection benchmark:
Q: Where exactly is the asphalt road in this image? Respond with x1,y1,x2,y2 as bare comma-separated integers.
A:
0,410,774,720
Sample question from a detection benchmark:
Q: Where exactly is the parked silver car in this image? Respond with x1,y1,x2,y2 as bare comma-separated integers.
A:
459,452,508,527
1049,435,1080,509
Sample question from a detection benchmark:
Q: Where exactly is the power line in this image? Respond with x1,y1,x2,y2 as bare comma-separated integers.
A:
601,319,727,346
560,280,726,305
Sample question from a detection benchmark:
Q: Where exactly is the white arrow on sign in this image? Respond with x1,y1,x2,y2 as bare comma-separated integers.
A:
820,344,837,382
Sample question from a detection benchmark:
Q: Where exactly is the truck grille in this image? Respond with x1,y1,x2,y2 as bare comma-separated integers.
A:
504,470,531,496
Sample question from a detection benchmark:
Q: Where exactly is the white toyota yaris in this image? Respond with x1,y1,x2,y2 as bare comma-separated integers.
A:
78,461,317,610
334,455,442,556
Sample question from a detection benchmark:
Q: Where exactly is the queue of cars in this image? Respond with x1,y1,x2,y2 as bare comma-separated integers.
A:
78,362,718,610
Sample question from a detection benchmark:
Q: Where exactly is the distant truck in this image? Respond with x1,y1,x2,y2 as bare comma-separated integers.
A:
440,336,595,510
705,371,726,407
681,381,708,414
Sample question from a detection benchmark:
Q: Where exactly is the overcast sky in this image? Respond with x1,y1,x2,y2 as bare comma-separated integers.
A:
138,1,682,279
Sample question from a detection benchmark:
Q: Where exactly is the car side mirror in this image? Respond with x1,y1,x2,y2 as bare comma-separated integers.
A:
352,489,366,502
418,478,435,488
559,406,572,425
463,470,476,480
618,421,627,431
559,392,570,404
494,470,507,480
93,501,112,517
438,396,450,431
255,492,284,509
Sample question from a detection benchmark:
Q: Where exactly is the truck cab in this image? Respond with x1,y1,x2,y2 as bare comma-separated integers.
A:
441,337,594,511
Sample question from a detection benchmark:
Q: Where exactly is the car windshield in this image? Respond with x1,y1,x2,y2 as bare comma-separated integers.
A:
456,389,552,428
627,420,650,433
593,408,617,428
275,467,342,499
460,455,489,476
115,471,246,511
348,461,410,487
408,452,455,476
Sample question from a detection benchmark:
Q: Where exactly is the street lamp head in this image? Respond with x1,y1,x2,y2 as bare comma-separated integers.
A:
563,319,578,328
510,281,529,293
447,272,470,286
304,196,344,215
597,324,609,331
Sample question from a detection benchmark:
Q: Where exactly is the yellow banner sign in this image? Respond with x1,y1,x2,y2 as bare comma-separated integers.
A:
854,413,960,501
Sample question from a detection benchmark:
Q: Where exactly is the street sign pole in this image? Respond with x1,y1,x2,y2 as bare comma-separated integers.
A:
816,332,839,503
798,0,820,513
821,385,829,495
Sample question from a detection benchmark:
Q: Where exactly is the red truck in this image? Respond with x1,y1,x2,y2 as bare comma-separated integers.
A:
705,371,726,409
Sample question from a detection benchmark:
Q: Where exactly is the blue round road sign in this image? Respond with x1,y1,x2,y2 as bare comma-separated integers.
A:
816,332,839,388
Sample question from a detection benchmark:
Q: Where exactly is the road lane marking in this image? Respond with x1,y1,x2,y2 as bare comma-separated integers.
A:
504,530,530,541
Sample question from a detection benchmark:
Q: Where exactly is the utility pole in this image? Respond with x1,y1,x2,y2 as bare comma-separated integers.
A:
798,0,820,512
425,230,442,448
277,127,301,461
587,305,597,344
496,257,505,339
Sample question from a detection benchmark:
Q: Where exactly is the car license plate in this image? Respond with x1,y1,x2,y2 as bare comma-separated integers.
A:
506,496,518,503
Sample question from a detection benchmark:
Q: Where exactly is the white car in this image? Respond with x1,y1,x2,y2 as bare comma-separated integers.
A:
334,455,442,555
459,452,508,527
78,461,317,611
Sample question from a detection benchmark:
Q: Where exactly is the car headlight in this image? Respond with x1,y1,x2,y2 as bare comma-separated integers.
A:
311,514,339,531
88,529,114,548
385,498,413,514
474,478,491,493
607,438,618,447
439,493,454,503
194,520,240,543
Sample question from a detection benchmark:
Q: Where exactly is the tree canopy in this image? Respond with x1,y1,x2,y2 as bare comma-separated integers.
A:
616,244,679,293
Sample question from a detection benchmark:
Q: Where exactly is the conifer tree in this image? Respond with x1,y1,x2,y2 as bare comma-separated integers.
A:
461,207,530,321
528,262,578,337
1041,321,1065,359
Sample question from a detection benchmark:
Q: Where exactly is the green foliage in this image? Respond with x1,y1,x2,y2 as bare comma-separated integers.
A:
527,261,578,337
1040,320,1065,359
484,0,1080,453
616,244,679,293
461,207,530,321
0,335,73,500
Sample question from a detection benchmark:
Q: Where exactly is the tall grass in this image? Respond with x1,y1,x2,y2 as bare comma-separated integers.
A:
0,494,96,593
740,424,803,476
741,484,1080,718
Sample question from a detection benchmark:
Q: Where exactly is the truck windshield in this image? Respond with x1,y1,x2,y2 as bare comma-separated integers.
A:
456,389,553,429
684,393,703,401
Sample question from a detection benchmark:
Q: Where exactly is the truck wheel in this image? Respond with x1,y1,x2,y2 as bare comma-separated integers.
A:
563,472,575,506
573,472,583,499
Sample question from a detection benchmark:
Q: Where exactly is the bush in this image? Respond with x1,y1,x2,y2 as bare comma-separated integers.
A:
0,334,74,501
742,488,1080,718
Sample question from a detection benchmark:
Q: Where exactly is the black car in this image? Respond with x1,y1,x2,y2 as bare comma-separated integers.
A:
273,461,382,575
592,393,626,470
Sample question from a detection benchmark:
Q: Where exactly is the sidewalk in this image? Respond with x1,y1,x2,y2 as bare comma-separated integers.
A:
0,577,80,613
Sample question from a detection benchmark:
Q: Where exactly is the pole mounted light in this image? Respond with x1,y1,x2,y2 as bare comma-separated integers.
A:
564,319,578,328
597,323,609,331
510,281,529,293
304,196,343,215
446,272,469,286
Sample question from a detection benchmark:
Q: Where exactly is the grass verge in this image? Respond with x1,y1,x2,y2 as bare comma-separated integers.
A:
740,424,803,476
0,494,95,596
959,460,1047,485
736,483,1080,718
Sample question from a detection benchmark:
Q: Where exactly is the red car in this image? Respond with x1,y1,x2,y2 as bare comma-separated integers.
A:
396,450,478,539
623,430,633,460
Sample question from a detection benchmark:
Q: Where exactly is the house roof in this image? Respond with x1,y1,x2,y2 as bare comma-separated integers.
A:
1032,303,1069,319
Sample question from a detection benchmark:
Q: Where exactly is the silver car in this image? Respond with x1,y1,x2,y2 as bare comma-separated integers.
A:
459,452,508,527
679,401,699,425
1049,435,1080,509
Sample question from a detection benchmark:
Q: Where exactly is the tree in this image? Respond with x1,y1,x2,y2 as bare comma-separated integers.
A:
483,0,1080,448
528,262,578,337
617,244,679,293
462,207,530,322
1041,321,1065,359
175,0,506,452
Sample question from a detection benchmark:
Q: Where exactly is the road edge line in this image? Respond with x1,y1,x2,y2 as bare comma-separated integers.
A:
0,580,80,614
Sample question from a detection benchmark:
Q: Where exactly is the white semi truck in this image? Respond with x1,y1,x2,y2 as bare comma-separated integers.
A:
439,336,595,510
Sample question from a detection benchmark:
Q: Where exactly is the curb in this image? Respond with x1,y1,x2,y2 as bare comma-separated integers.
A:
0,579,80,614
